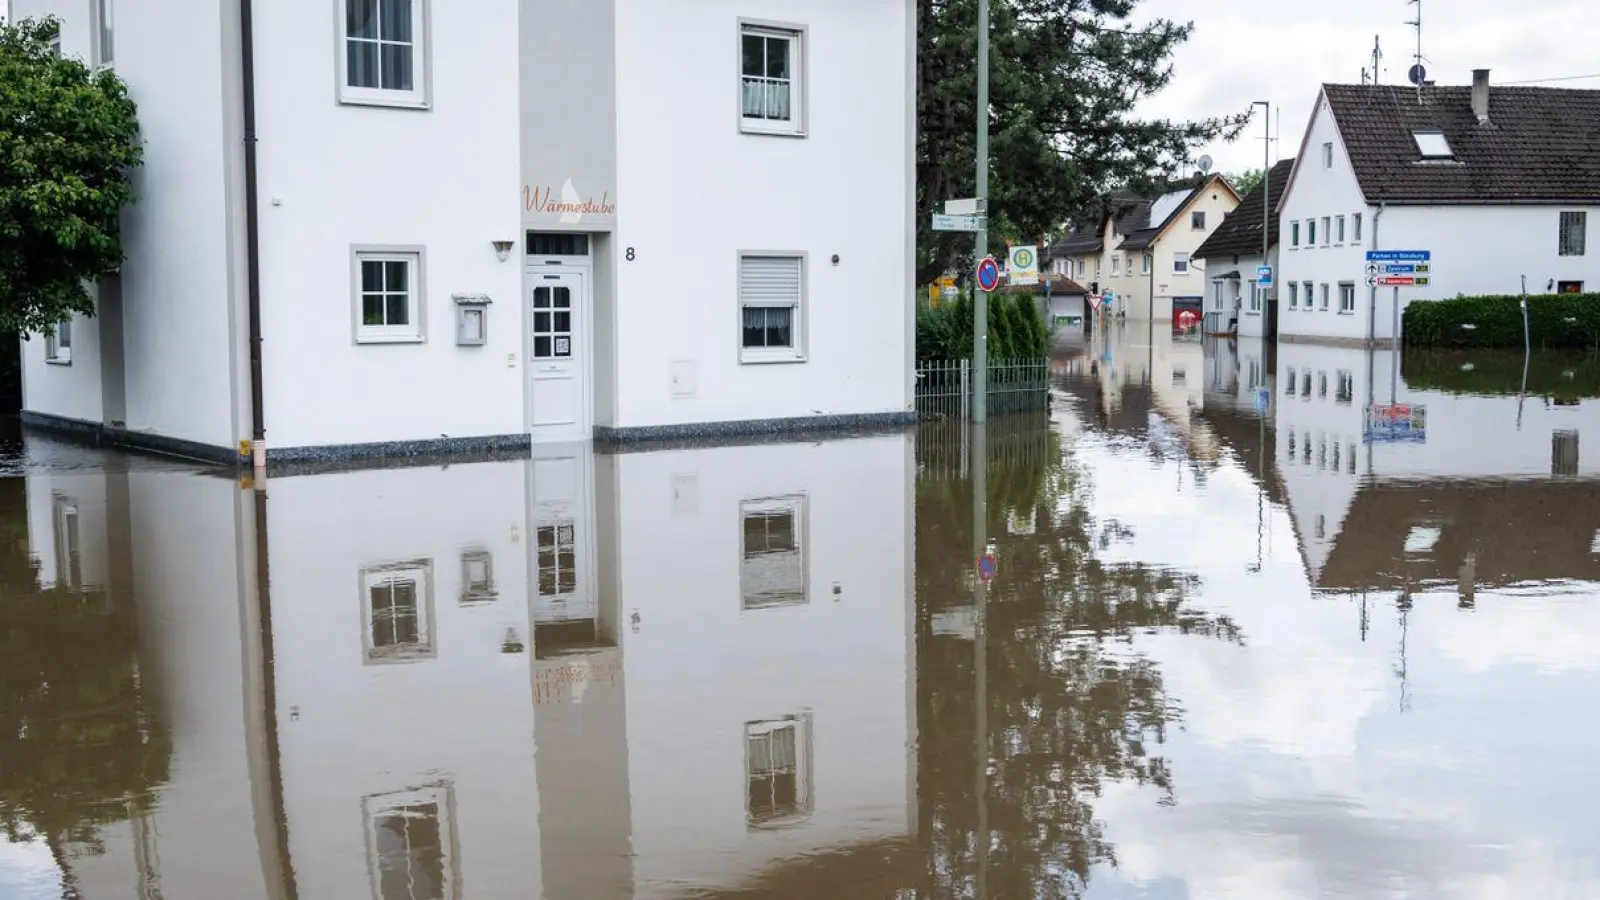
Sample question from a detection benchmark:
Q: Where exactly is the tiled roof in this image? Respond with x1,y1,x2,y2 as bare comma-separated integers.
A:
1048,229,1102,258
1194,159,1296,259
1321,83,1600,203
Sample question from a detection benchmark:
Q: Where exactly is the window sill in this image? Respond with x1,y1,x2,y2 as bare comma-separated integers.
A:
1245,311,1261,316
740,350,807,365
339,91,431,111
356,333,426,345
45,357,71,366
1337,311,1356,316
740,119,807,139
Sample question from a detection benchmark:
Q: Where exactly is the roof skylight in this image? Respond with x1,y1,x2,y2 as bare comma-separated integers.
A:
1412,130,1454,159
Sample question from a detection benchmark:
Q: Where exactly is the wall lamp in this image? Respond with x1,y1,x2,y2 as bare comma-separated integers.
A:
492,240,515,262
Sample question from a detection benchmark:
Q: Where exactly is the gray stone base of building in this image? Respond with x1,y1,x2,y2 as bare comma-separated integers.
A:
1279,333,1400,349
22,409,919,473
21,411,243,466
594,410,918,450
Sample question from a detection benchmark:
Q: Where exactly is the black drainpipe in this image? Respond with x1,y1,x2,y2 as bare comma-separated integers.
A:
241,0,266,466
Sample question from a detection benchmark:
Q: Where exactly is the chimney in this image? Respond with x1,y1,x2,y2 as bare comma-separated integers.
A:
1471,68,1491,123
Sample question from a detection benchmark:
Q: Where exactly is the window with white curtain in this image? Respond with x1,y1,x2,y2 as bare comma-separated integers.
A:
740,24,805,135
746,715,813,827
739,254,805,362
340,0,429,108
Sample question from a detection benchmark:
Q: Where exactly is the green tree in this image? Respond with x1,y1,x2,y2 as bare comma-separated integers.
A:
917,0,1246,284
0,17,142,336
1228,167,1264,196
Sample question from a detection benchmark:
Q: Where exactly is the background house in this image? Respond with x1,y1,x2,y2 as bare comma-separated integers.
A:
1048,177,1240,324
1194,159,1295,338
1276,71,1600,345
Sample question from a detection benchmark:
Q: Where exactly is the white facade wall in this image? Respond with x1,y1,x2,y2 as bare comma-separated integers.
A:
1381,204,1600,304
252,1,524,449
1276,95,1373,343
13,0,242,447
610,435,915,895
1205,249,1279,338
610,0,914,429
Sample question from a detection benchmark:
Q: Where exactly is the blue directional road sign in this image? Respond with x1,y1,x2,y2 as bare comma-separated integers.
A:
976,256,1001,293
1366,250,1431,262
1257,264,1274,287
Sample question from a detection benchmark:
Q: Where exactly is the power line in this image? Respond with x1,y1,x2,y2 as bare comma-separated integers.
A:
1499,72,1600,85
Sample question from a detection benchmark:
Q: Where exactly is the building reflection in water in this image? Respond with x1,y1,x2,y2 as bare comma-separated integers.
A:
8,432,917,900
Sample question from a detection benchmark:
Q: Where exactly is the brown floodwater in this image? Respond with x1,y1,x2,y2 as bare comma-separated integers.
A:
4,330,1600,898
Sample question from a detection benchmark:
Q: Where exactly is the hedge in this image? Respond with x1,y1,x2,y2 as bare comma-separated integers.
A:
1401,348,1600,398
916,289,1050,363
1403,292,1600,349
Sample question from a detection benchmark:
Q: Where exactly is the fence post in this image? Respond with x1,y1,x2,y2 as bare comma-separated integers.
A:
960,359,970,420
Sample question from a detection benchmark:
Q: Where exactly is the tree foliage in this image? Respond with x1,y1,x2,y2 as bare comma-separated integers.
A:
0,17,142,336
917,0,1247,284
1228,167,1264,197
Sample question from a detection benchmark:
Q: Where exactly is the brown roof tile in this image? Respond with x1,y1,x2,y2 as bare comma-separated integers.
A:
1323,82,1600,203
1194,159,1296,259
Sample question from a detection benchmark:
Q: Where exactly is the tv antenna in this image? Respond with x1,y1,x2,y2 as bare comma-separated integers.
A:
1407,0,1425,102
1363,34,1383,84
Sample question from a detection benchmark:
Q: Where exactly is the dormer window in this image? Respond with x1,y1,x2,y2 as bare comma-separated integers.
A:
1412,130,1453,160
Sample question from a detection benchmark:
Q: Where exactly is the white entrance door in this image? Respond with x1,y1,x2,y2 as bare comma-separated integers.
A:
528,271,590,442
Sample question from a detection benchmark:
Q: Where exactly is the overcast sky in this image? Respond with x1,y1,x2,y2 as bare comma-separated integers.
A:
1134,0,1600,175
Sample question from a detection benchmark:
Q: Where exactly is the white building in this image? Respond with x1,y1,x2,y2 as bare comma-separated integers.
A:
13,0,916,467
1192,159,1294,338
1276,71,1600,346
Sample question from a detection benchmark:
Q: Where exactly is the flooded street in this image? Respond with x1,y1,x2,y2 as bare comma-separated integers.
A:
6,326,1600,898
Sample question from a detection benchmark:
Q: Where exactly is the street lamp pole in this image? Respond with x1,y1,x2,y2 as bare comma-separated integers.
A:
972,0,990,423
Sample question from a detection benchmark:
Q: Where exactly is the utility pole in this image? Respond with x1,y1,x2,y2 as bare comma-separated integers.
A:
972,0,991,423
1252,101,1270,313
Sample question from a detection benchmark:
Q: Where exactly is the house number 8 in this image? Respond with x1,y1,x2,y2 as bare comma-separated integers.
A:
625,247,636,261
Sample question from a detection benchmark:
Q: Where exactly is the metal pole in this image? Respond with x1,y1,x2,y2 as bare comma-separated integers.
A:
971,420,988,897
972,0,990,423
1391,286,1400,405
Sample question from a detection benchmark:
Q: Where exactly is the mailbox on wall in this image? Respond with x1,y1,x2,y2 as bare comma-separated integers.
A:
453,293,491,346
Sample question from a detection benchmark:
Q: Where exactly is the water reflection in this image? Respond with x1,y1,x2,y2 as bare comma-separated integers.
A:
5,327,1600,897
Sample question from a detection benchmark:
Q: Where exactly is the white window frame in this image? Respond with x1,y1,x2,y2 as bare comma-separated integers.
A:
352,245,426,344
1141,253,1151,275
1338,282,1356,314
1320,283,1330,310
1302,281,1313,311
745,714,814,829
1290,220,1299,248
739,495,809,609
1559,211,1587,257
1173,252,1190,274
359,559,435,664
1191,210,1205,230
362,783,458,900
1321,217,1331,246
1307,219,1317,245
1288,282,1298,309
1322,141,1333,168
1352,212,1363,243
738,21,807,137
45,317,72,365
737,252,806,363
1335,215,1346,243
1111,255,1120,276
92,0,113,66
1249,280,1262,313
336,0,430,109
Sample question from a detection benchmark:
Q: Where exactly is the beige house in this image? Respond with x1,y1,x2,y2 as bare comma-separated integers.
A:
1048,175,1242,322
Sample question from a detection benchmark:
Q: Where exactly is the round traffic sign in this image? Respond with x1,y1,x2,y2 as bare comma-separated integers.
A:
976,256,1001,292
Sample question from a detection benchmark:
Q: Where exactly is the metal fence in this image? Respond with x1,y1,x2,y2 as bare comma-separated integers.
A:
915,412,1055,481
914,358,1051,420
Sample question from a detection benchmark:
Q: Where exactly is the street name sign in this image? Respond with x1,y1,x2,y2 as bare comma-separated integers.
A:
945,198,981,216
933,213,984,232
